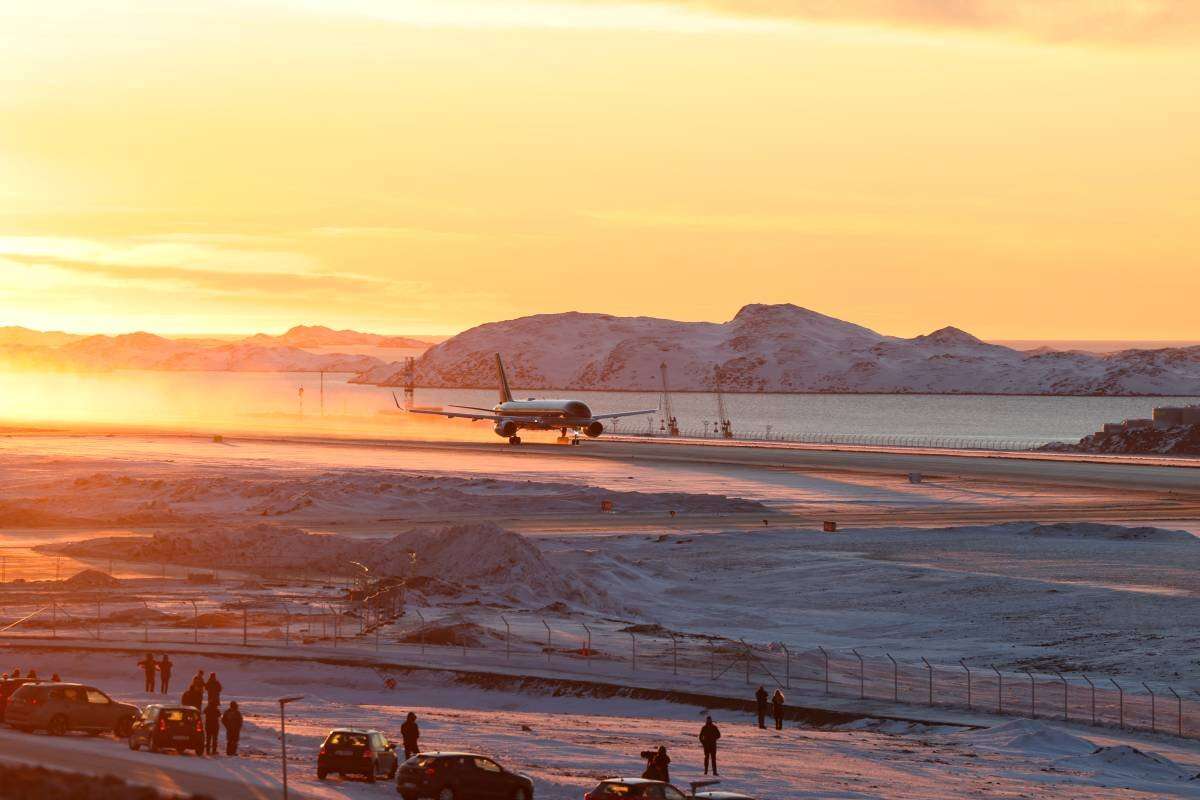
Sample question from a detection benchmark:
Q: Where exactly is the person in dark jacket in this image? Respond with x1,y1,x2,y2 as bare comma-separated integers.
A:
158,655,172,694
772,689,786,730
222,702,243,756
205,673,222,706
204,701,221,755
138,653,157,693
652,746,671,783
181,684,202,711
699,716,721,775
400,712,420,759
755,686,769,729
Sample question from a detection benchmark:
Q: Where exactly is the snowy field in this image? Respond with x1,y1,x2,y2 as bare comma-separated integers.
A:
2,649,1199,799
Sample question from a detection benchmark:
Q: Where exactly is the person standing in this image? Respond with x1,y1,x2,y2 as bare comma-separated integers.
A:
204,700,221,756
222,701,243,756
772,688,786,731
137,653,157,693
699,716,721,776
205,672,222,706
755,686,768,729
652,746,671,784
400,712,420,759
158,654,172,694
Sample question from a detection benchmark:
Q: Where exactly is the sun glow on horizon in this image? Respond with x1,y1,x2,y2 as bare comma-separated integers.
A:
1,0,1197,339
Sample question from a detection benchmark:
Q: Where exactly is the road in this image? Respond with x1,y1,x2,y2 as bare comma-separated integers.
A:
0,727,293,799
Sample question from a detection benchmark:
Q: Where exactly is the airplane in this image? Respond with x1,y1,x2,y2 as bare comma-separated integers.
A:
397,354,656,444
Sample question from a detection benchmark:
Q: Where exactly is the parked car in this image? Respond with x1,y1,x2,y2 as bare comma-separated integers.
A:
317,728,399,783
3,682,137,737
396,751,534,800
585,779,755,800
0,678,34,722
128,704,205,755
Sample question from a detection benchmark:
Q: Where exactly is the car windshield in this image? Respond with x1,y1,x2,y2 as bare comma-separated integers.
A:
327,732,368,748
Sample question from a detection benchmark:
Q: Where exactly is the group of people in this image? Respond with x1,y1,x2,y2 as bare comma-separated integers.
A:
642,687,787,784
755,686,787,730
2,668,63,683
138,653,243,757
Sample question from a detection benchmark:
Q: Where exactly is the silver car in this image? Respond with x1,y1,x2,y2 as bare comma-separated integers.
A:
4,682,137,737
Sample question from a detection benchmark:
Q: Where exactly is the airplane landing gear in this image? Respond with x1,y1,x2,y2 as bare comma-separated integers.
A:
508,436,522,445
556,427,572,445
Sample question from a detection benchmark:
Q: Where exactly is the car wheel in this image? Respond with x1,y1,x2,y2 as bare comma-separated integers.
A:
367,763,377,784
114,716,133,738
387,761,397,780
437,788,455,800
129,738,140,751
48,715,68,736
512,789,529,800
317,768,327,781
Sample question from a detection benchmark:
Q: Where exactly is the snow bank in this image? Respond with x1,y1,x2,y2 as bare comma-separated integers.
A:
962,719,1095,757
1018,522,1196,542
1056,745,1198,782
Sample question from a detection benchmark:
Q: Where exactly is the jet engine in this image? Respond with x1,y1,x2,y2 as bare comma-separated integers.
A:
584,421,604,438
494,420,518,438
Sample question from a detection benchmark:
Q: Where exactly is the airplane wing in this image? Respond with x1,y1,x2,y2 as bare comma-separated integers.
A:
393,393,501,422
592,409,658,421
405,408,503,422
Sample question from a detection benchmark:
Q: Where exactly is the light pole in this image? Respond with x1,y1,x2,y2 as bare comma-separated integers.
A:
279,695,304,800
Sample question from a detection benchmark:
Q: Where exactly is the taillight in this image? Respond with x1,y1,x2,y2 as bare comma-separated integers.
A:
364,749,374,760
425,768,436,778
158,719,166,732
196,721,203,733
319,745,328,755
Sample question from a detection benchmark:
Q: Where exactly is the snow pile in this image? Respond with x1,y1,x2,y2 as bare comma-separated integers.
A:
355,303,1200,395
962,719,1095,757
1018,522,1196,543
1056,745,1198,783
62,569,122,590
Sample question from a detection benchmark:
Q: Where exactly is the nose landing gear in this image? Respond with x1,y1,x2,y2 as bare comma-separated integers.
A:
556,427,581,446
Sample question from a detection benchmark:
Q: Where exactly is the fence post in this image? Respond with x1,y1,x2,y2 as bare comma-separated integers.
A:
851,649,865,700
991,666,1003,714
582,623,592,671
1022,670,1036,719
1054,671,1068,722
818,646,830,695
243,607,248,647
710,644,715,681
501,615,511,662
1143,683,1156,734
542,619,552,666
886,653,898,702
141,600,150,643
630,632,637,673
189,600,198,645
670,634,679,676
413,608,426,654
781,644,790,690
1110,678,1124,729
1082,675,1096,725
960,660,972,709
741,639,751,685
1169,687,1182,737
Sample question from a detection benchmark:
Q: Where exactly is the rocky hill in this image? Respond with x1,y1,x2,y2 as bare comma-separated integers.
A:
1040,424,1200,455
243,324,426,349
354,304,1200,395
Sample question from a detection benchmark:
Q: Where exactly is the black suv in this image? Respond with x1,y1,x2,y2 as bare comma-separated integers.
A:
128,705,205,755
318,728,399,783
396,752,533,800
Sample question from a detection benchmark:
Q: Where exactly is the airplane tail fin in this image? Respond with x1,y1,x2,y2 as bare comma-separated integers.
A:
495,353,514,404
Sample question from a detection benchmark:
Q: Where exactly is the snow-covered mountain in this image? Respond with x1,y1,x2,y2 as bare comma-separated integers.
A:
3,331,382,373
355,304,1200,395
243,325,427,349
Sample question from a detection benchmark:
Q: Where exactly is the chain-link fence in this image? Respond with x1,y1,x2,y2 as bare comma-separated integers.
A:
3,589,1195,740
616,427,1059,452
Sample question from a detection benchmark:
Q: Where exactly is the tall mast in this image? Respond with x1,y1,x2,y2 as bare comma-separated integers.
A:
659,362,679,436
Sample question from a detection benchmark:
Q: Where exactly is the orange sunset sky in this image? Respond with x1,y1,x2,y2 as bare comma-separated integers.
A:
1,1,1197,339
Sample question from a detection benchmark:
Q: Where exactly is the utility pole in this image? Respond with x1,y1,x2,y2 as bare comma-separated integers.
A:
658,362,679,436
319,371,325,416
714,366,733,438
403,356,415,408
297,386,304,416
278,696,304,800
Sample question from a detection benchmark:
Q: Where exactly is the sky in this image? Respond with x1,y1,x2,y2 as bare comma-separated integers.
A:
1,0,1197,339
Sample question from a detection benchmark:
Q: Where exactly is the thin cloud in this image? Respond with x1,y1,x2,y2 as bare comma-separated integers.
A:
609,1,1200,43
